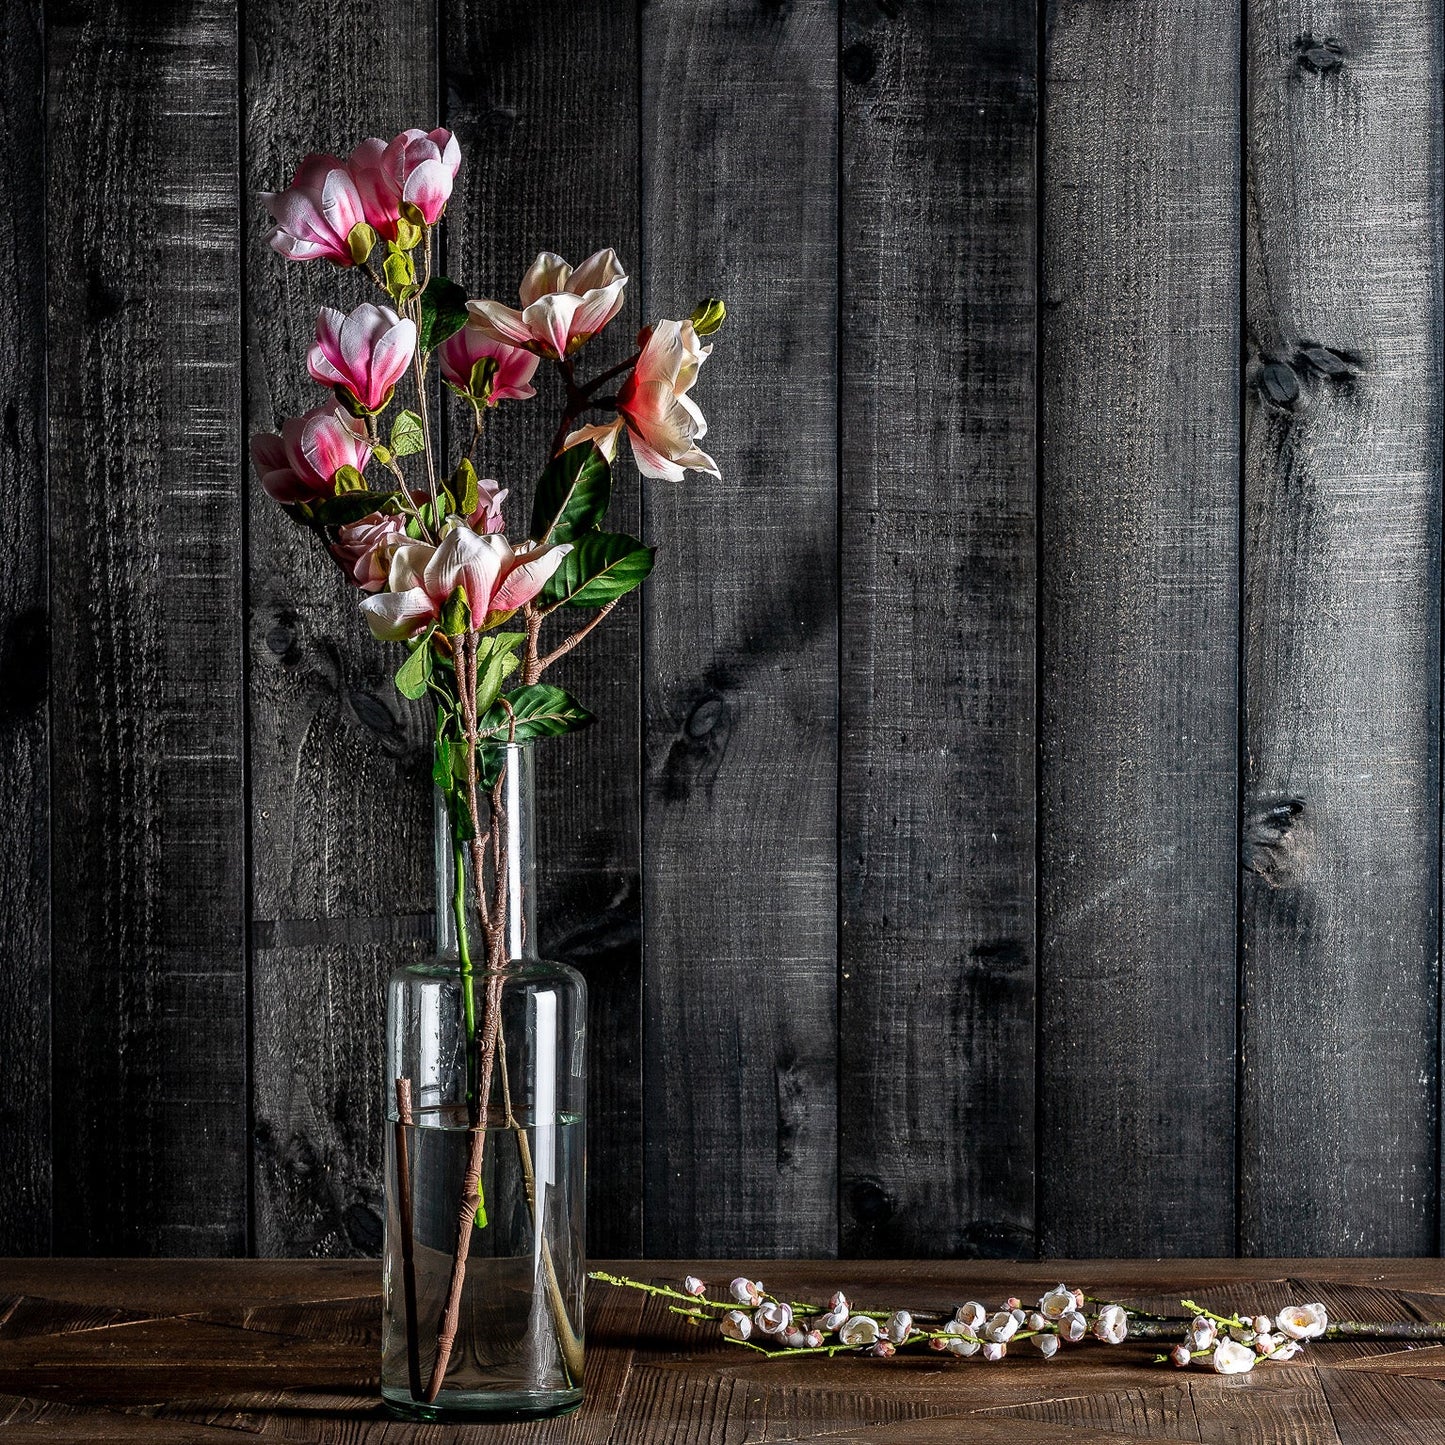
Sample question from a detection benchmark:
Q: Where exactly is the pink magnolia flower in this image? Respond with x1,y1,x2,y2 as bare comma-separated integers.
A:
262,154,368,265
438,325,539,404
348,128,462,236
566,318,719,481
308,302,417,412
467,248,628,359
469,476,508,535
330,512,407,592
249,405,371,503
360,527,572,641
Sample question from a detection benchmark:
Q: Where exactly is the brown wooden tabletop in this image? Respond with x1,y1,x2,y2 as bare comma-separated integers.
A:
2,1258,1445,1441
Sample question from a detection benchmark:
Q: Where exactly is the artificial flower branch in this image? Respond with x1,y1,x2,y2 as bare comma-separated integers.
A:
592,1272,1445,1378
254,124,727,1405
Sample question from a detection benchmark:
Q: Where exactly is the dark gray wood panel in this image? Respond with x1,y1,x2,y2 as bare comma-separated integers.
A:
641,0,840,1256
1241,1,1442,1255
47,0,247,1253
0,0,49,1256
837,0,1037,1258
443,0,644,1257
1039,0,1240,1255
244,0,435,1256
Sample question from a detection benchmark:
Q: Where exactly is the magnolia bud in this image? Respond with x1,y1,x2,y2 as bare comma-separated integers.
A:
1033,1333,1060,1359
867,1339,896,1358
729,1277,763,1305
981,1341,1007,1362
1169,1343,1192,1368
753,1302,792,1336
1059,1310,1087,1343
720,1310,752,1342
690,297,727,337
884,1310,912,1345
955,1302,986,1331
1026,1311,1047,1332
683,1275,707,1297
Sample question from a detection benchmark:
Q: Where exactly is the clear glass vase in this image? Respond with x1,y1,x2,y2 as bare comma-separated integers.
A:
382,741,586,1422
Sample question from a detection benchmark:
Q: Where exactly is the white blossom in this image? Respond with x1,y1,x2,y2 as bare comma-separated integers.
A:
1094,1304,1128,1345
955,1302,987,1331
730,1277,763,1305
981,1341,1007,1361
753,1301,792,1336
946,1336,981,1357
1038,1285,1075,1320
1169,1343,1192,1368
779,1326,809,1349
819,1291,850,1331
1059,1310,1087,1343
720,1310,752,1342
1271,1339,1303,1361
1212,1338,1257,1374
1251,1314,1274,1336
867,1340,896,1358
884,1310,913,1345
1253,1331,1281,1356
1026,1311,1047,1332
839,1315,880,1347
683,1275,706,1297
1274,1302,1328,1341
984,1310,1020,1343
1188,1317,1217,1351
1033,1333,1060,1359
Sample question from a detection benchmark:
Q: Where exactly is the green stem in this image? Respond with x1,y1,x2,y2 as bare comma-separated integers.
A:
451,801,478,1116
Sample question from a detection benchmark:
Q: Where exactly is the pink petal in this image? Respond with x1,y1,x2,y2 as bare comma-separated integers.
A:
402,158,453,223
519,251,572,306
489,543,572,616
360,588,436,641
466,298,535,348
423,529,507,620
567,248,626,294
369,317,418,398
520,292,584,359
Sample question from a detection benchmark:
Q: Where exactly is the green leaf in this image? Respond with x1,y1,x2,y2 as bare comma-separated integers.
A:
419,276,470,353
476,684,593,743
529,442,611,544
453,458,480,516
541,531,655,608
394,631,435,700
394,214,422,251
474,643,520,717
391,410,425,457
383,247,417,300
347,222,377,266
439,585,470,637
312,489,401,526
332,463,367,494
466,356,499,401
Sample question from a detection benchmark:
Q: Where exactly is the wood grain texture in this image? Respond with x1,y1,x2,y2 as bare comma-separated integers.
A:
1240,1,1442,1254
1038,0,1241,1256
243,0,436,1257
46,1,247,1254
838,0,1037,1258
640,1,839,1257
2,1257,1444,1440
0,0,48,1256
443,0,644,1257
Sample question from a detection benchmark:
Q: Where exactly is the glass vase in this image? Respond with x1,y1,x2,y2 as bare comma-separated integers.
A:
382,741,586,1422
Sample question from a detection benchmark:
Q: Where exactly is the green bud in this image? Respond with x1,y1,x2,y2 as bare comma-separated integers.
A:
347,221,377,266
370,442,393,466
690,297,726,336
440,584,471,637
394,214,423,252
332,464,366,494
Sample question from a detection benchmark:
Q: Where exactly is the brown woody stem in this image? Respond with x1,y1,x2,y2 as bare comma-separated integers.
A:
392,1077,423,1401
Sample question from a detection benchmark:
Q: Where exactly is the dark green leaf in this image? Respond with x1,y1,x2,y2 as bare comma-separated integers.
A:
529,442,611,544
394,631,435,699
475,646,520,716
541,531,655,608
476,684,593,743
419,276,471,353
391,410,425,457
312,489,401,526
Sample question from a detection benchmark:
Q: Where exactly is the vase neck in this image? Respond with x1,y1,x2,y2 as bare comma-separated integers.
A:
434,741,539,962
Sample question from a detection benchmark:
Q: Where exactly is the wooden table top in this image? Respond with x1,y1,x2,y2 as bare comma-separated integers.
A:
2,1258,1444,1441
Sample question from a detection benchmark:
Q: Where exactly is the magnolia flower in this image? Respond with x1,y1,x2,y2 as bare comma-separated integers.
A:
981,1341,1007,1362
884,1310,912,1345
439,325,539,404
729,1277,764,1306
1094,1305,1128,1345
1252,1331,1282,1356
1034,1334,1060,1359
348,128,461,235
682,1276,706,1297
1058,1311,1087,1343
1274,1302,1328,1340
1188,1317,1218,1351
1026,1311,1047,1332
819,1292,849,1331
249,405,371,503
1169,1343,1192,1368
308,303,417,412
720,1311,752,1342
803,1329,824,1349
359,528,571,640
1038,1285,1075,1321
753,1302,792,1336
945,1336,981,1358
330,511,407,591
567,318,719,482
468,248,628,359
838,1315,880,1348
1212,1338,1257,1375
779,1326,809,1349
468,477,509,535
262,153,368,265
955,1302,986,1332
1004,1297,1022,1312
984,1311,1019,1344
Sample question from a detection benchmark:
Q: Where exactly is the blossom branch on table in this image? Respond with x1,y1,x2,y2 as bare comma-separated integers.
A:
253,124,727,1406
590,1272,1445,1378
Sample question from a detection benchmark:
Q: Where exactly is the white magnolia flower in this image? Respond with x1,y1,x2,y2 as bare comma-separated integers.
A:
803,1328,824,1348
1251,1314,1274,1336
946,1336,981,1357
1033,1333,1060,1359
955,1301,987,1331
1169,1343,1193,1368
1059,1310,1087,1343
683,1275,706,1297
981,1341,1007,1361
730,1277,763,1305
779,1326,809,1349
1038,1285,1075,1320
984,1310,1020,1343
884,1310,912,1345
1274,1302,1328,1340
839,1315,880,1347
1094,1304,1128,1344
1213,1337,1257,1374
1253,1331,1282,1356
754,1301,792,1336
720,1310,752,1342
1188,1317,1218,1351
819,1291,850,1331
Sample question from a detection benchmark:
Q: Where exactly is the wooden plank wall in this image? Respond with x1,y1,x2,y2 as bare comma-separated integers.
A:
0,0,1440,1262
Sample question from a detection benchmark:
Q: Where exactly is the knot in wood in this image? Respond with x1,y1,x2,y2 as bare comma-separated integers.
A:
1295,34,1346,74
842,42,877,84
